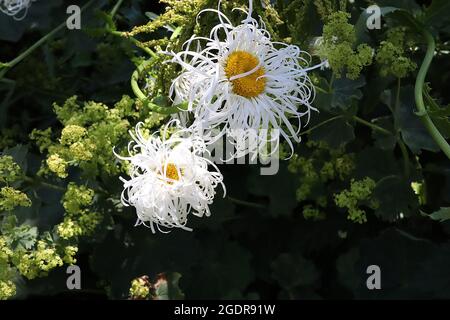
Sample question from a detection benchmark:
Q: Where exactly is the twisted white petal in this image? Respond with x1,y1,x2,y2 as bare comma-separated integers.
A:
115,120,225,233
166,0,325,158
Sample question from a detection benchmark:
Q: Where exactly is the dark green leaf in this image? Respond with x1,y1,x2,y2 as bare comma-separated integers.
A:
424,0,450,29
271,253,319,290
337,228,450,299
372,116,397,150
373,176,418,222
355,7,400,44
309,116,355,149
425,207,450,222
246,163,297,217
394,86,439,153
315,77,365,112
3,144,28,173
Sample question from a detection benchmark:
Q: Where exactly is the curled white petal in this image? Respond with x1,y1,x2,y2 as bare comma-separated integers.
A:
114,120,225,233
0,0,36,20
166,0,324,158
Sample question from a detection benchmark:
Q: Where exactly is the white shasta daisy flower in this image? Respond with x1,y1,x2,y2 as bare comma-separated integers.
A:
167,0,325,158
115,121,225,233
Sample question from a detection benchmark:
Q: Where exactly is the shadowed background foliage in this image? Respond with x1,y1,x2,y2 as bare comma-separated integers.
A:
1,0,450,300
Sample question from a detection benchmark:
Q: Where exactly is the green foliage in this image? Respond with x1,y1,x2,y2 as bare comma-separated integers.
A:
0,156,23,184
0,187,31,212
334,178,378,223
0,0,450,301
375,27,417,78
424,207,450,222
316,12,373,79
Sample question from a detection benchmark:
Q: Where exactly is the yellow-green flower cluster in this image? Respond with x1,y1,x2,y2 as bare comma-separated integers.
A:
317,12,373,79
335,154,355,180
0,237,12,262
57,213,102,240
126,0,219,54
63,183,94,214
57,218,83,239
288,154,319,202
302,205,326,221
62,246,78,265
0,155,22,184
129,277,151,300
46,154,68,178
0,128,18,150
376,27,417,78
56,183,101,240
288,142,355,206
334,177,379,224
1,231,78,298
12,240,63,280
60,125,87,145
0,237,16,300
69,141,96,161
0,187,31,212
30,128,52,153
0,280,16,300
33,95,142,178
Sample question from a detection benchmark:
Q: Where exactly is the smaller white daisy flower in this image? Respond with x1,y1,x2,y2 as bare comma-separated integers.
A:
115,120,225,233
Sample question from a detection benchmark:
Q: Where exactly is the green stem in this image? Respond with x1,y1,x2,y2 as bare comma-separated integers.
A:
300,115,344,136
398,140,411,177
395,77,401,113
376,174,398,186
109,30,157,58
23,176,65,192
227,196,266,209
313,85,328,94
0,0,95,80
352,116,392,136
415,29,450,160
0,23,65,78
329,73,335,91
110,0,125,18
131,60,187,114
393,78,410,177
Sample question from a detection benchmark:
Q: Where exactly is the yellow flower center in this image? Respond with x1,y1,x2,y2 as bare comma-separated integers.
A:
224,51,266,98
163,163,180,183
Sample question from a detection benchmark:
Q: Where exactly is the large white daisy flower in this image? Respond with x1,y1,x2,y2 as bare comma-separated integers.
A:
166,0,325,158
115,121,225,233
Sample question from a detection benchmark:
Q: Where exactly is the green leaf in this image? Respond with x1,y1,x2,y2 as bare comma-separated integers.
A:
9,225,38,250
424,0,450,29
355,7,400,44
182,241,254,299
373,176,418,222
271,253,319,290
372,116,397,150
315,77,365,112
153,272,185,300
423,87,450,138
3,144,28,173
354,147,400,181
246,163,297,217
337,228,450,299
97,11,116,31
309,115,355,149
394,86,440,153
373,0,420,12
425,207,450,222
